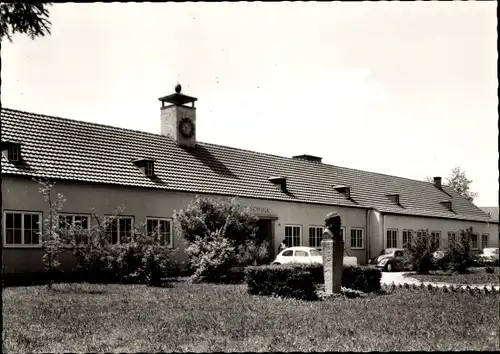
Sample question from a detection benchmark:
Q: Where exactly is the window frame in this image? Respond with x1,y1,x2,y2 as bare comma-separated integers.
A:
284,224,302,247
7,145,20,162
481,233,489,249
402,229,413,248
350,227,364,250
386,229,398,249
447,231,456,244
3,210,43,248
58,213,91,245
146,217,174,248
104,215,134,245
308,225,324,249
470,233,479,250
145,162,154,177
431,231,441,249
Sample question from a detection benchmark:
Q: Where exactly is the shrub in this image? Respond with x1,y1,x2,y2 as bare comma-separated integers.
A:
485,266,494,274
185,229,237,282
445,228,474,274
407,229,438,274
245,264,317,301
175,196,269,282
113,225,179,286
245,263,382,300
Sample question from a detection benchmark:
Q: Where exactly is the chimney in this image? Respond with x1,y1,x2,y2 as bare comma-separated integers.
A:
292,154,322,163
159,83,198,148
433,177,442,189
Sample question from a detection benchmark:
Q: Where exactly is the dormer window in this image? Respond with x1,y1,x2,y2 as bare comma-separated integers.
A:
132,158,156,177
333,185,351,199
440,201,452,211
269,176,287,192
8,145,19,162
386,194,400,204
145,162,154,177
1,141,22,163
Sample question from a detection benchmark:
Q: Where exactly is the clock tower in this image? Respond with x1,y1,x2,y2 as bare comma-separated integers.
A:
159,84,198,148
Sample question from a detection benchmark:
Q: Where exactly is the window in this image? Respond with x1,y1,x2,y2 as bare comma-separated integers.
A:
431,231,441,249
106,216,133,244
145,162,154,177
395,250,404,257
310,249,321,257
416,230,423,238
481,233,489,249
7,146,20,162
447,231,456,244
146,218,173,247
295,250,308,257
386,229,398,248
350,228,364,249
4,211,42,246
470,233,479,250
309,226,323,248
285,225,301,247
282,250,293,257
59,214,90,244
402,230,413,248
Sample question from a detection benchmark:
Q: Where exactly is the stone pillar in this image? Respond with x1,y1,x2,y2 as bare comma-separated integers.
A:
322,212,344,294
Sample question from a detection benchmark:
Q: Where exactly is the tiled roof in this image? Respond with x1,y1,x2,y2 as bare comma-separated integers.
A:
480,207,499,223
1,108,494,223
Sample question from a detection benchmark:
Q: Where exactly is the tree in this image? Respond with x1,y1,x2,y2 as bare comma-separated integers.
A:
424,176,434,183
446,165,477,202
174,196,269,282
1,3,52,42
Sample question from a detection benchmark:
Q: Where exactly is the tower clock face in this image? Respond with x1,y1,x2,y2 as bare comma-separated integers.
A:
179,117,195,139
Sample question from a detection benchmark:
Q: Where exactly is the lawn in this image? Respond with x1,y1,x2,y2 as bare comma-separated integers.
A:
2,280,499,352
405,267,500,285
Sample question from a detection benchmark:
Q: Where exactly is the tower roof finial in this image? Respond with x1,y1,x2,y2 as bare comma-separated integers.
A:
175,83,182,94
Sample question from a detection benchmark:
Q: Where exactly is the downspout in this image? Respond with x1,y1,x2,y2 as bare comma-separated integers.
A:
366,209,370,263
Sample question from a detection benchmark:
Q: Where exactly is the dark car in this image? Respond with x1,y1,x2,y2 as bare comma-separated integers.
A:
369,248,410,272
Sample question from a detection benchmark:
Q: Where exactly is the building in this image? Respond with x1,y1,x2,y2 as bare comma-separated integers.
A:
479,207,499,247
1,85,497,274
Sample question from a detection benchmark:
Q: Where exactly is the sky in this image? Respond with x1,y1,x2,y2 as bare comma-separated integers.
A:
2,2,498,207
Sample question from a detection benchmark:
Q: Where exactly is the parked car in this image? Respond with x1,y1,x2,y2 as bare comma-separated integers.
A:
369,248,410,272
272,247,358,266
474,248,499,266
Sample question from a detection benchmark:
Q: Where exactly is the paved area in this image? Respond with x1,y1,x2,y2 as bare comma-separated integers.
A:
380,271,500,291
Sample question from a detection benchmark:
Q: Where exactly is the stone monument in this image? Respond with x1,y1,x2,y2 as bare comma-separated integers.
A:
321,212,344,294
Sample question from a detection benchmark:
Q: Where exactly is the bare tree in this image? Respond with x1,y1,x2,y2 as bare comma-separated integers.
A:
1,3,52,42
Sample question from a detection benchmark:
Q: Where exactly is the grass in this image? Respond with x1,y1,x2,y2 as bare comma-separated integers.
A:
405,267,500,285
2,280,499,352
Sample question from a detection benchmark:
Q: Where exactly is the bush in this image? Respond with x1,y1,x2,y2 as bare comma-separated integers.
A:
245,264,382,300
245,264,318,300
175,196,269,282
305,263,381,293
445,228,474,274
407,229,439,274
485,266,494,274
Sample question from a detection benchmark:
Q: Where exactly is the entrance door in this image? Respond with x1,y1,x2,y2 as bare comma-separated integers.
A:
256,219,274,263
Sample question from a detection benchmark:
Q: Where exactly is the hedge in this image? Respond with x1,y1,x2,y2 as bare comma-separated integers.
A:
245,263,382,300
245,264,318,301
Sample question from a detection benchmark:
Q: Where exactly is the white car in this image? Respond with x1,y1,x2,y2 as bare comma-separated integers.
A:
476,247,499,265
272,246,358,266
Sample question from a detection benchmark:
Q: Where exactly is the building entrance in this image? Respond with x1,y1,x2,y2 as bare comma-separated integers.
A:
256,219,275,263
